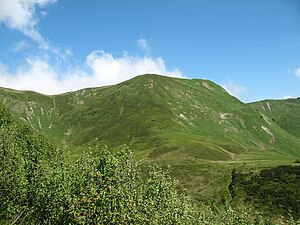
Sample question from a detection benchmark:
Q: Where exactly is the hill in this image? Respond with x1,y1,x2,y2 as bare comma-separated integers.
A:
1,74,300,206
249,98,300,139
1,75,299,161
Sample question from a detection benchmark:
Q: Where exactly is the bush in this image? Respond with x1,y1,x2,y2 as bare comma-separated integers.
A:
66,147,198,224
230,165,300,221
0,104,66,224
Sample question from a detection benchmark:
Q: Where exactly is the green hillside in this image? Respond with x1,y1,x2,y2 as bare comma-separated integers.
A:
249,98,300,139
1,75,299,161
1,74,300,209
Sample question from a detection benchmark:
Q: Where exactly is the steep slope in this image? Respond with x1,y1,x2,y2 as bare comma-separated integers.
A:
249,98,300,139
0,74,300,163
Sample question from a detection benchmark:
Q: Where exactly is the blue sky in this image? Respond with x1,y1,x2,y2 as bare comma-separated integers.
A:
0,0,299,102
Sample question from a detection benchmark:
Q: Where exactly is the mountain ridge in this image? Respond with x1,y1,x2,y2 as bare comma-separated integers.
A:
0,74,299,162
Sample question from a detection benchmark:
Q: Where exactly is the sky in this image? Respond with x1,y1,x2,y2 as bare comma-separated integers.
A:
0,0,299,102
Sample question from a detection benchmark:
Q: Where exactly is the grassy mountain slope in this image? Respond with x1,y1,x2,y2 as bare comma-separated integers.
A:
0,87,61,139
1,74,300,207
249,98,300,139
1,74,299,162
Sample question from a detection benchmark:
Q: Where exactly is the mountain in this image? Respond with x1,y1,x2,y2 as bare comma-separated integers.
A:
249,98,300,139
1,74,299,205
1,74,299,161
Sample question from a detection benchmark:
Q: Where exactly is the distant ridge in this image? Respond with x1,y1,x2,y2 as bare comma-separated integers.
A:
249,98,300,139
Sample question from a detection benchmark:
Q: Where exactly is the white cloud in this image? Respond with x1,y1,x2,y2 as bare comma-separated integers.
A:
283,95,296,99
0,0,56,48
0,51,184,95
0,58,60,94
222,81,247,98
137,38,151,55
12,40,30,52
51,47,73,61
294,68,300,78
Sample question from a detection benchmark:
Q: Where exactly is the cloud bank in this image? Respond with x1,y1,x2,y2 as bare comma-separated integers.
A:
0,0,56,48
0,51,184,95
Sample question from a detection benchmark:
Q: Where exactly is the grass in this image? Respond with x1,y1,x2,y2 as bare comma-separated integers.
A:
250,98,300,138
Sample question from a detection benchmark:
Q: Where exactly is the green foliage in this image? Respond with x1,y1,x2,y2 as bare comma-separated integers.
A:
230,165,300,220
0,104,66,224
66,147,198,224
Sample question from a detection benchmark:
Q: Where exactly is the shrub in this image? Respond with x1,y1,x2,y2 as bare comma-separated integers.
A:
66,147,198,224
0,104,66,224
